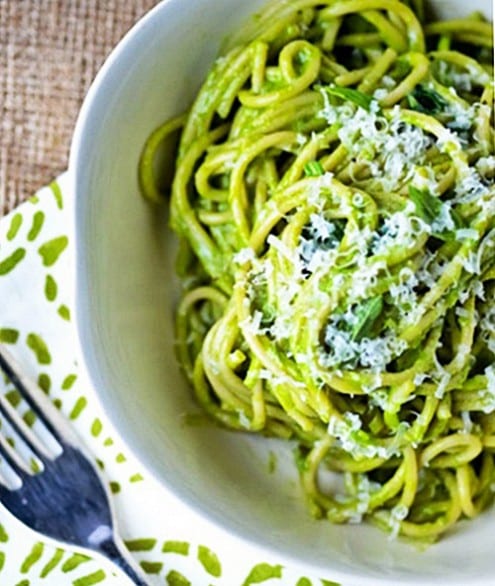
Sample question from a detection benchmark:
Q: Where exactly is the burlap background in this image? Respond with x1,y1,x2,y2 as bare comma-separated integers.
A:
0,0,161,216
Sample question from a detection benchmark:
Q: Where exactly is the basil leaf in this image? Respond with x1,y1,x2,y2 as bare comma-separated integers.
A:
325,85,374,112
408,186,465,242
332,219,346,242
407,85,447,114
408,185,443,225
351,296,384,341
304,160,325,177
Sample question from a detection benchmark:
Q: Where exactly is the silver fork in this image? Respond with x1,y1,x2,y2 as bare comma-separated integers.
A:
0,343,150,585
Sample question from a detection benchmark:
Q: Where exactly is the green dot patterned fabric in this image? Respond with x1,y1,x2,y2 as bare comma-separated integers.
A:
0,174,342,585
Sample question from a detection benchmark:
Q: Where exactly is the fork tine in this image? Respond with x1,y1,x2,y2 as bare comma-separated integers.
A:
0,430,32,481
0,344,82,449
0,392,55,462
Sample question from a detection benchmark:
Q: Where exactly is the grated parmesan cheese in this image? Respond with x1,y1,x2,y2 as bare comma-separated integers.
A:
328,413,399,460
233,246,256,265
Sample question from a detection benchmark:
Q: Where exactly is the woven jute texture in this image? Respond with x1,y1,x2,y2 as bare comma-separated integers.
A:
0,0,160,216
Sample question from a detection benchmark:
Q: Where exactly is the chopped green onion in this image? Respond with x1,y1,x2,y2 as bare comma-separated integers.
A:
304,160,325,177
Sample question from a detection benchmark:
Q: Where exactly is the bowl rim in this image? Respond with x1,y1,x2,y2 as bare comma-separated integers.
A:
68,1,495,585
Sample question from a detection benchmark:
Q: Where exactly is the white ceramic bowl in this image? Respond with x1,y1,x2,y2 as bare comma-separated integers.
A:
70,1,494,585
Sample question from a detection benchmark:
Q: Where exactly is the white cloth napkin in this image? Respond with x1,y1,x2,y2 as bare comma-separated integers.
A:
0,172,340,586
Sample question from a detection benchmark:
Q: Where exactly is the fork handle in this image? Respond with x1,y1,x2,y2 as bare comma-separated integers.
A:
98,536,150,585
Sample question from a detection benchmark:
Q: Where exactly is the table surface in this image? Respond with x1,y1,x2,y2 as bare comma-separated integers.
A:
0,0,160,217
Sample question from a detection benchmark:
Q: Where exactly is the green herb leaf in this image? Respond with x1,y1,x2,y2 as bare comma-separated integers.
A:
407,84,447,114
408,185,464,241
325,85,374,111
351,296,384,341
331,218,346,242
304,160,325,177
408,185,443,225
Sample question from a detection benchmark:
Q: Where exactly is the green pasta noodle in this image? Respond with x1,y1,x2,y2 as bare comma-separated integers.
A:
140,0,495,543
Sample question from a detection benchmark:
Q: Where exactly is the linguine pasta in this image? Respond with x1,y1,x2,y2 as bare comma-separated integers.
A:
140,0,494,542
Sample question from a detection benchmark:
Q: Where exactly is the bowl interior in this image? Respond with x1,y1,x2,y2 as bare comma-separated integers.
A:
72,1,494,584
